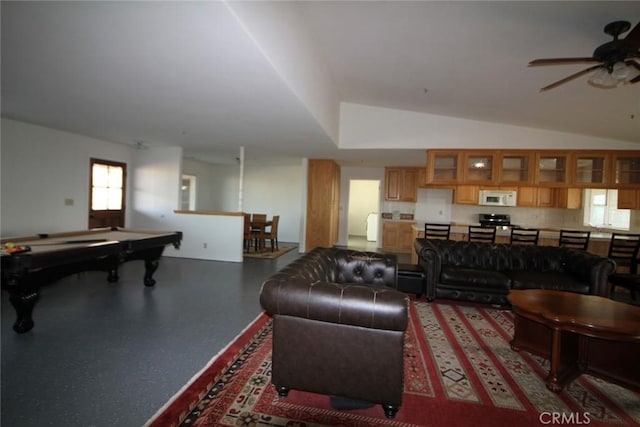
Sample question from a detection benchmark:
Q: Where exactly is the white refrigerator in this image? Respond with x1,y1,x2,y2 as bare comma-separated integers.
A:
366,213,378,241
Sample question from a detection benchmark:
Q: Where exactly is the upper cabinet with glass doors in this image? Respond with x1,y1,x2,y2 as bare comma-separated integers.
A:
498,152,533,185
613,152,640,187
535,152,569,186
572,152,611,187
424,149,638,189
426,151,461,184
461,151,497,184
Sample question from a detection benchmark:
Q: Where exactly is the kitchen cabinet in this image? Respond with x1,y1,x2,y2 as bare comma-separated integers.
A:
426,151,461,184
518,187,581,208
385,167,420,201
518,186,555,207
462,151,497,184
572,152,611,187
617,188,640,210
382,221,414,253
425,149,639,190
535,152,569,186
417,167,427,187
554,188,583,209
498,151,534,185
454,185,480,205
613,152,640,186
305,159,340,250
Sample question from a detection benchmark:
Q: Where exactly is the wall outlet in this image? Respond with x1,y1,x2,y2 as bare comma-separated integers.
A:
64,198,74,206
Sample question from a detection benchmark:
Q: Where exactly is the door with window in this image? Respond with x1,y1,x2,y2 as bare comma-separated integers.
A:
89,159,126,229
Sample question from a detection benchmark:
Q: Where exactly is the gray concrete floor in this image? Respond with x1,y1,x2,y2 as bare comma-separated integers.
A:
1,248,303,427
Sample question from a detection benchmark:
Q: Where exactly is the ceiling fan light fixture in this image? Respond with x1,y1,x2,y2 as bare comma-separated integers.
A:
611,62,631,80
588,68,618,88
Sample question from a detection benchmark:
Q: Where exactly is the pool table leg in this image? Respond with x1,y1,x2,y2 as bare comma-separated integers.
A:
143,258,159,287
107,268,119,283
9,291,39,333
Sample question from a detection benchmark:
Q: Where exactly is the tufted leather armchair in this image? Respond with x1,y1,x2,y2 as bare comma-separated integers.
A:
259,247,409,418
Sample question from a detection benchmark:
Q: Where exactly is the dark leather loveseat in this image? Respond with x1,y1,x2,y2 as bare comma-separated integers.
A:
259,246,409,418
414,238,616,305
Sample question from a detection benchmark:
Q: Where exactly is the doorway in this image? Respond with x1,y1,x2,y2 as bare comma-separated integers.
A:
347,180,380,250
88,158,126,228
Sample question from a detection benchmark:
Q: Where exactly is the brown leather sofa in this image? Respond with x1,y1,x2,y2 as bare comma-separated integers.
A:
415,238,616,305
259,246,409,418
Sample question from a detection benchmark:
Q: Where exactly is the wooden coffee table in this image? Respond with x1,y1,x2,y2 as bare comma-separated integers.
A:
507,289,640,392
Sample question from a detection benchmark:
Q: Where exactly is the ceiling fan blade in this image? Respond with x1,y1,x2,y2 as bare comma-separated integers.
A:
621,21,640,49
625,60,640,83
529,57,600,66
625,59,640,71
539,64,603,92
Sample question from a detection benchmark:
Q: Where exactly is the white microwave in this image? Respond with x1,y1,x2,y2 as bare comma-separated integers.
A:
479,190,517,207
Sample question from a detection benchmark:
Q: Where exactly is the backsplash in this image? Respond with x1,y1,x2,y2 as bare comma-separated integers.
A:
381,191,639,232
381,212,414,220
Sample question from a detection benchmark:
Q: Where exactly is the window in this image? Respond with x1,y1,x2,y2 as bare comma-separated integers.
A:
181,174,197,210
583,189,630,230
91,161,124,210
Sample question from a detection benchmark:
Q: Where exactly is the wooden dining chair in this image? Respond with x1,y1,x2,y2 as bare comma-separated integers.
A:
607,233,640,300
250,214,268,250
510,227,539,245
243,213,253,252
262,215,280,252
251,213,267,230
424,223,451,240
468,225,496,243
558,229,591,250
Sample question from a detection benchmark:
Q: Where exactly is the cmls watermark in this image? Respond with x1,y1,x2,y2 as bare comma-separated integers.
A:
539,412,591,425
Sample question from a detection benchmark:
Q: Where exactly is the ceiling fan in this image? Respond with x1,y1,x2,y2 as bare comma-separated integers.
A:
529,20,640,92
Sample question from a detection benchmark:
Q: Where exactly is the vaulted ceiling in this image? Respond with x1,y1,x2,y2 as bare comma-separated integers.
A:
2,1,639,166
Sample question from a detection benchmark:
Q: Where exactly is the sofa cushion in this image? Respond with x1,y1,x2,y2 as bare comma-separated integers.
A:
438,241,511,271
440,266,511,290
335,250,397,288
509,245,565,272
509,271,590,294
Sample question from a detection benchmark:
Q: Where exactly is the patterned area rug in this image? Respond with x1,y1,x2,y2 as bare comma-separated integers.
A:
243,245,296,260
146,300,640,427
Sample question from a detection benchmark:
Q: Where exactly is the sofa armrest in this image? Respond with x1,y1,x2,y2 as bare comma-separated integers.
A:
414,238,442,300
260,278,408,332
562,249,616,296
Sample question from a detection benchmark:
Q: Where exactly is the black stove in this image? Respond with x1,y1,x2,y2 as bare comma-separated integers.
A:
478,213,511,228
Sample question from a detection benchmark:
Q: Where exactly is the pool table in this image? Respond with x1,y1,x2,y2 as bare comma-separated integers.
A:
1,227,182,333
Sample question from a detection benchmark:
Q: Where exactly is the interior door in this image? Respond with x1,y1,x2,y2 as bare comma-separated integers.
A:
89,158,126,229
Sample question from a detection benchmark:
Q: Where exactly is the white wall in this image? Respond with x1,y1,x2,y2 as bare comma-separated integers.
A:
339,103,640,150
130,146,183,228
241,163,304,243
163,212,244,262
181,158,307,251
182,158,221,211
1,118,133,236
179,159,305,244
226,1,341,144
129,146,245,262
